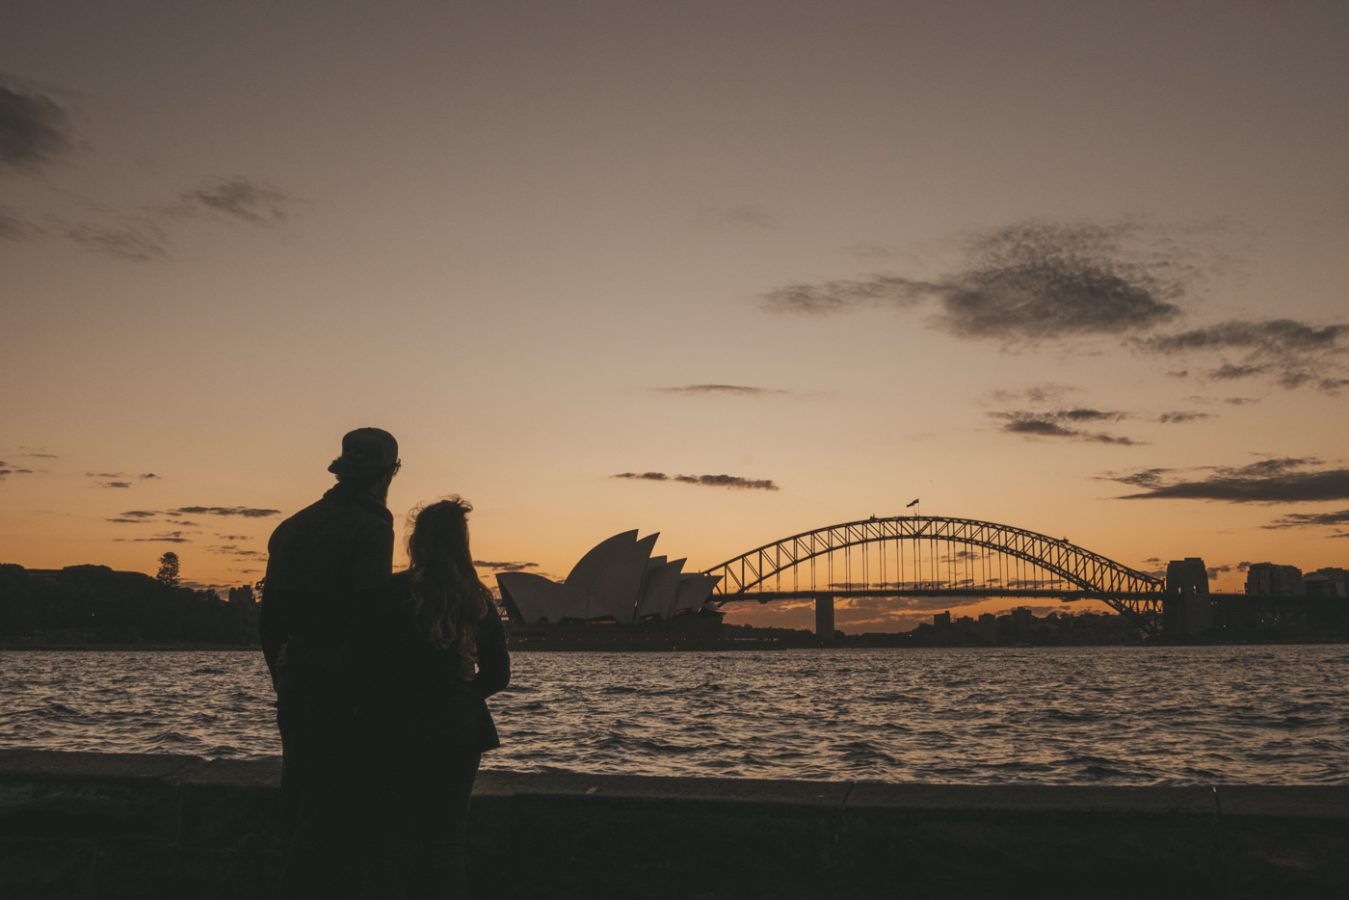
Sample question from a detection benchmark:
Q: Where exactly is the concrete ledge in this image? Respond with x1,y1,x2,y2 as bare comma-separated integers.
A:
1,750,1345,899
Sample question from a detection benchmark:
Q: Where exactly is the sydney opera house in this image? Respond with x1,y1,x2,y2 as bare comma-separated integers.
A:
497,531,723,646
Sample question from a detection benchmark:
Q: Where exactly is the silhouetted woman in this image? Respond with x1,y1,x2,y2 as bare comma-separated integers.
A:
359,498,510,898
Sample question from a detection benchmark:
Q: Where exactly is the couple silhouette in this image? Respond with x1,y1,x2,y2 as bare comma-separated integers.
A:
260,428,510,898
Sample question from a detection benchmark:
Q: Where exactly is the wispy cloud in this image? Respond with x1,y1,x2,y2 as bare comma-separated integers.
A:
0,207,40,240
653,384,787,397
0,462,36,480
1138,319,1349,392
168,505,281,518
1264,509,1349,530
106,505,280,522
1105,457,1349,503
986,384,1079,405
208,544,264,558
180,177,294,226
990,407,1139,445
762,220,1189,345
473,560,539,571
87,471,153,489
65,220,169,262
612,472,780,491
1157,411,1213,424
116,531,192,544
0,79,72,174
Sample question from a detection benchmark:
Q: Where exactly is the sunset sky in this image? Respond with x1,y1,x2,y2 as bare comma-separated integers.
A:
3,1,1347,631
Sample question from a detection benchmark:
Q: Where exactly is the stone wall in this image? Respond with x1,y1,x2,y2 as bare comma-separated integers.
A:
1,750,1344,898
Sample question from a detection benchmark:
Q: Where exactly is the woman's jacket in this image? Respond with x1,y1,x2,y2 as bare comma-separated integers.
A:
357,570,510,754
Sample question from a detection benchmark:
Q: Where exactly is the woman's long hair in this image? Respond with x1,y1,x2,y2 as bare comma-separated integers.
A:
405,498,492,678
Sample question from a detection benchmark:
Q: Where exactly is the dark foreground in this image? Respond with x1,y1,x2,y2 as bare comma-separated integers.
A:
1,751,1345,899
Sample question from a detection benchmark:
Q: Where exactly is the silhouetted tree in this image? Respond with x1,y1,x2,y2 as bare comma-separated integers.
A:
156,551,180,586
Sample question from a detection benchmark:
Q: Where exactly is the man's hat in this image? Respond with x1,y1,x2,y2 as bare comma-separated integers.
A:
328,427,400,478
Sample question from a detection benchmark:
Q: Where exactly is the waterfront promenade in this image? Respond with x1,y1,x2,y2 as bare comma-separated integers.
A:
1,750,1344,898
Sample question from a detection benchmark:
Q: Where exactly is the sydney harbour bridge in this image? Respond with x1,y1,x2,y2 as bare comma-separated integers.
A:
700,514,1215,639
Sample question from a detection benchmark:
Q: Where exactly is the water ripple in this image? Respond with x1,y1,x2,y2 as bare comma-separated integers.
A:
1,646,1347,783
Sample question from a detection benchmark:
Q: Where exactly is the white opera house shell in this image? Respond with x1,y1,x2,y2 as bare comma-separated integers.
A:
497,530,721,626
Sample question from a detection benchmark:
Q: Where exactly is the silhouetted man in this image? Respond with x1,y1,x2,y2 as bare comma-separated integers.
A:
261,427,399,897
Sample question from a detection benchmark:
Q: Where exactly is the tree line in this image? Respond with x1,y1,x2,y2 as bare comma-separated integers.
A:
0,559,260,646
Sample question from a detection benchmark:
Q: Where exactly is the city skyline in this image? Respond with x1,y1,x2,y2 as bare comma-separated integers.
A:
3,1,1348,631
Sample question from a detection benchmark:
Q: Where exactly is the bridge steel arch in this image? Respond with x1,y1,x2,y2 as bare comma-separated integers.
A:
702,515,1165,632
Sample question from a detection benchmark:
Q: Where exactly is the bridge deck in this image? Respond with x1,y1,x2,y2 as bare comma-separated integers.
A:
718,590,1267,602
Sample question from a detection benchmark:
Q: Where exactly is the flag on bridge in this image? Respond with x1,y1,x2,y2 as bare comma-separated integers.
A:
906,498,920,508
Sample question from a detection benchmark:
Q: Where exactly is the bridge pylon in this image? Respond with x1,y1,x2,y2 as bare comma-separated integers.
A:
814,593,835,644
1162,558,1212,640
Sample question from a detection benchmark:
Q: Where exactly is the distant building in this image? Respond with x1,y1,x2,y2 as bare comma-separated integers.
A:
933,611,951,628
1304,567,1349,598
1011,607,1033,633
1245,563,1304,596
497,530,720,625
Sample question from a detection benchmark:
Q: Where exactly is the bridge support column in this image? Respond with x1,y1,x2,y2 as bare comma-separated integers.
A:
815,594,835,644
1163,558,1212,640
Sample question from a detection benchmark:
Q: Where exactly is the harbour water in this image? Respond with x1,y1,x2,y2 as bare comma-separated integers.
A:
2,645,1346,784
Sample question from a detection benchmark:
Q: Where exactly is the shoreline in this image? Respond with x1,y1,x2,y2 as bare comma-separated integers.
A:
4,637,1346,653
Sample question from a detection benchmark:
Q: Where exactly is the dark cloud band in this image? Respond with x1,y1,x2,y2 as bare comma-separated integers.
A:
0,80,72,173
1107,458,1349,503
612,472,780,491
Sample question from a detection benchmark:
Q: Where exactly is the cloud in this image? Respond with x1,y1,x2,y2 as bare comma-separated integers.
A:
0,207,40,240
116,531,192,544
1157,411,1213,424
65,221,169,262
1138,319,1349,392
181,177,293,226
0,464,36,480
87,471,146,489
107,506,279,522
139,473,160,480
986,383,1079,405
1107,457,1349,503
0,79,72,173
168,505,281,518
695,204,781,231
673,474,779,490
612,472,780,491
992,409,1140,445
1210,362,1267,380
208,544,264,558
1264,509,1349,530
473,560,539,571
19,448,59,458
653,384,786,397
762,220,1187,345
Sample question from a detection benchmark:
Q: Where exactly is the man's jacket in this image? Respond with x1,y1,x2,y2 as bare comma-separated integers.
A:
260,483,394,694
